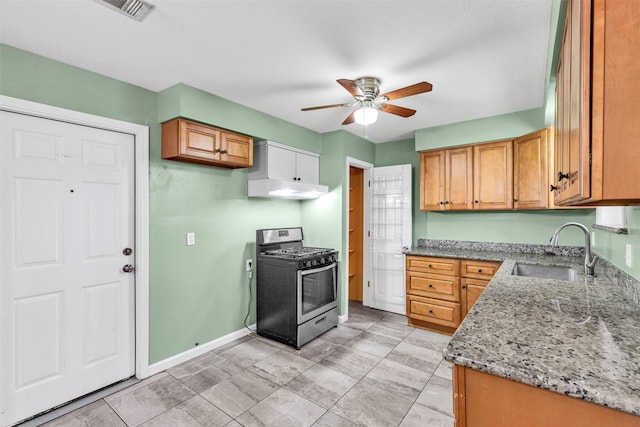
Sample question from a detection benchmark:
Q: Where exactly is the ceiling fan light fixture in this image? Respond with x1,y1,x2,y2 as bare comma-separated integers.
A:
354,107,378,125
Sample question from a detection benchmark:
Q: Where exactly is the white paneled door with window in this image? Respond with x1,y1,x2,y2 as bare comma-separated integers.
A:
0,111,135,425
366,164,412,315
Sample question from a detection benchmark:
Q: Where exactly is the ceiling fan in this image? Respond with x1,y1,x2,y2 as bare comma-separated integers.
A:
301,77,433,125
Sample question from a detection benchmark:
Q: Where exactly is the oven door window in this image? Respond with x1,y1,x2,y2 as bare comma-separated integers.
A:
298,263,337,323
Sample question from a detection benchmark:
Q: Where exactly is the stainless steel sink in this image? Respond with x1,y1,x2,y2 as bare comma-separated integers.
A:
511,263,579,282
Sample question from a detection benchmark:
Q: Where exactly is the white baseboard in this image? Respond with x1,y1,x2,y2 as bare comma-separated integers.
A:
145,324,256,377
338,314,348,323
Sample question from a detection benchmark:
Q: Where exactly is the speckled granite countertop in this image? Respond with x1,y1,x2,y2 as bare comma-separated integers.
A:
405,241,640,416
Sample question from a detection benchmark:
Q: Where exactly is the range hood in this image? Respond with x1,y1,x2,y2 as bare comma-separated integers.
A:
248,178,328,200
247,140,329,200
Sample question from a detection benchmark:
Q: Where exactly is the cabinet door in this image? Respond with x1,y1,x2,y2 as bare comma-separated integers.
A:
180,120,221,161
295,152,319,184
556,0,591,203
221,132,253,167
473,140,513,210
266,144,297,181
461,278,489,319
407,294,461,329
514,129,548,210
420,150,445,211
446,146,473,210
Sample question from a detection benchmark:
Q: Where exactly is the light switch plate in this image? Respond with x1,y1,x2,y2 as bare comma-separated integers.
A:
626,244,632,267
186,232,195,246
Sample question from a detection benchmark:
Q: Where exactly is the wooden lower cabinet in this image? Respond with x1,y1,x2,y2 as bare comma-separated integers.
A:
406,256,501,334
453,365,640,427
460,278,488,319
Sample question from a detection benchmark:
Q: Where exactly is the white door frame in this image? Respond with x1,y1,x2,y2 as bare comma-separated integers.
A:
0,96,151,398
343,157,373,322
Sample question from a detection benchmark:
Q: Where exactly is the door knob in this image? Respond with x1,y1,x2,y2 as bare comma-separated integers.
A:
122,247,133,256
122,264,134,273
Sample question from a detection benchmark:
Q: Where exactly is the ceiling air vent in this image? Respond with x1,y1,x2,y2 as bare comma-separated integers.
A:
95,0,155,22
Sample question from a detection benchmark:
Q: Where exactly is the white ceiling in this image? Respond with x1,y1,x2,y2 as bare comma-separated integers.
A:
0,0,553,143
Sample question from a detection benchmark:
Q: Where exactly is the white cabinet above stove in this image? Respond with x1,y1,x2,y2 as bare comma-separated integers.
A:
248,141,328,199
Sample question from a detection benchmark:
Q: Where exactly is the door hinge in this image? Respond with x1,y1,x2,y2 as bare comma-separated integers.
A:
589,151,592,165
367,230,371,237
368,180,371,187
367,281,370,288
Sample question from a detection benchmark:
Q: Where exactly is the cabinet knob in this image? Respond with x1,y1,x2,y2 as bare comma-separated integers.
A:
428,284,433,288
550,184,558,192
444,201,449,204
439,201,444,205
428,264,433,268
462,285,466,289
221,149,228,154
428,310,434,314
478,269,483,273
215,148,222,153
474,200,479,204
557,171,570,181
513,199,518,202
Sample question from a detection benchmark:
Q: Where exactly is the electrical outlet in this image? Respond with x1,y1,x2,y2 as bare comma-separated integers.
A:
246,259,253,271
186,232,195,246
626,244,633,267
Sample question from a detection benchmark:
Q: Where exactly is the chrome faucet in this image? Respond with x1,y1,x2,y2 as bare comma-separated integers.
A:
549,222,599,276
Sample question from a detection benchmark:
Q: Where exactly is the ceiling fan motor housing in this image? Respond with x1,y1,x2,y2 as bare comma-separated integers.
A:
355,77,381,101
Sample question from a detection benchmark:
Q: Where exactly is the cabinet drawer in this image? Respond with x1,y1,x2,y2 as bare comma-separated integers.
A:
406,256,459,276
407,295,461,328
407,271,460,302
460,260,501,280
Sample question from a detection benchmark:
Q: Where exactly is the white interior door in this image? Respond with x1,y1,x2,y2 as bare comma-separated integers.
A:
0,111,135,425
365,164,412,314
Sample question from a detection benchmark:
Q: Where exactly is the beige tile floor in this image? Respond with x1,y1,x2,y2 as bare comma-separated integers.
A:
38,302,454,427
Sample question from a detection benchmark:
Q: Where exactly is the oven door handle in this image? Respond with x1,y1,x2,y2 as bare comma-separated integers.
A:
299,262,337,275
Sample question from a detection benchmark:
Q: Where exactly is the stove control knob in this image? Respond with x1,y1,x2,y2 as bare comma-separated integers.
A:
319,257,325,265
304,260,312,267
312,259,317,266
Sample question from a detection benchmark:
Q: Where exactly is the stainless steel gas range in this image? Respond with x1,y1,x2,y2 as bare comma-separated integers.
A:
256,227,339,349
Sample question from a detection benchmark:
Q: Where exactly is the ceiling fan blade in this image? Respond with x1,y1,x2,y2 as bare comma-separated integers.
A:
381,81,433,101
301,103,349,111
337,79,364,97
381,104,416,118
342,111,356,125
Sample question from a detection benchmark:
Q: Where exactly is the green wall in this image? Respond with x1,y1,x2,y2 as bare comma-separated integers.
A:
158,83,321,153
302,130,375,313
415,108,545,151
593,207,640,279
2,40,636,371
0,44,306,363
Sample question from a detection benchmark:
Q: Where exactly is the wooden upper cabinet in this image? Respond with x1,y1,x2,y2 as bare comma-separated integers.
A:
162,118,253,169
420,150,445,210
420,147,472,211
514,129,549,210
473,140,513,210
554,0,640,205
446,147,474,210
